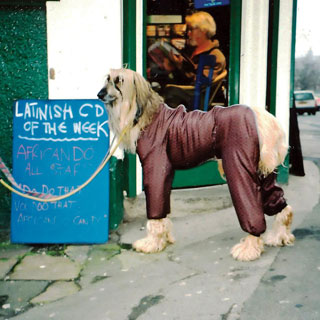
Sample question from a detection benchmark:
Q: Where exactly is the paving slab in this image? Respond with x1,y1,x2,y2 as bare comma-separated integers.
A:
65,245,90,265
30,281,80,305
79,244,121,289
0,280,48,319
0,244,31,280
9,255,81,281
0,244,30,260
0,257,17,280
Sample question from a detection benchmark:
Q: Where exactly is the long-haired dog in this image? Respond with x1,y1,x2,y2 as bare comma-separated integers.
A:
98,68,295,261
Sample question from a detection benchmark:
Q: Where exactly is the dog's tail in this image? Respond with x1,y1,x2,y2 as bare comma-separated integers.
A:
253,107,288,176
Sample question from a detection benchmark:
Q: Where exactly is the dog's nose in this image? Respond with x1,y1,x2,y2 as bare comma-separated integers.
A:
97,88,107,100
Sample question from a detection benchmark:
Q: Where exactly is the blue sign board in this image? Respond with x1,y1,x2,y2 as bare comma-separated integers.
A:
11,100,110,244
195,0,230,9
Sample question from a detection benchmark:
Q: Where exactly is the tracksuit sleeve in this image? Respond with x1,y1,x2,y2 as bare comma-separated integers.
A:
142,149,174,219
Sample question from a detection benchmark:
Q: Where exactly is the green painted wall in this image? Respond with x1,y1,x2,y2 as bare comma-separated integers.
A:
0,4,48,233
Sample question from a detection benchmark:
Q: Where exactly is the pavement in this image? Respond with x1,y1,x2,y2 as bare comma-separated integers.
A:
0,159,319,320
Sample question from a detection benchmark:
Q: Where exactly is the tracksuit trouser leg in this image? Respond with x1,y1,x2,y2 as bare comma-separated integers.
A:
214,105,287,236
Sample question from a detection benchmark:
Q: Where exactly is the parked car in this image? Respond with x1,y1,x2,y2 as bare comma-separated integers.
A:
294,90,318,115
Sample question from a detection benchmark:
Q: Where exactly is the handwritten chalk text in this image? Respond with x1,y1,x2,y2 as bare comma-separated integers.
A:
15,102,74,120
15,101,109,140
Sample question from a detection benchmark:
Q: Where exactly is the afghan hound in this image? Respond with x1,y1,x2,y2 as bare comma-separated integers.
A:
98,68,295,261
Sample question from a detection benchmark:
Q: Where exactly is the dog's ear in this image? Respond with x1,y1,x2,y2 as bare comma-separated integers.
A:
132,72,151,125
133,101,143,126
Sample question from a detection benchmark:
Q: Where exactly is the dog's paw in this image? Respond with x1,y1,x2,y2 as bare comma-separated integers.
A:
133,218,175,253
263,205,295,247
262,227,295,247
132,236,167,253
231,235,264,261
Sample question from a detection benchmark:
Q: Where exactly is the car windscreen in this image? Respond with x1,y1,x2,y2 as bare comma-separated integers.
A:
295,92,314,100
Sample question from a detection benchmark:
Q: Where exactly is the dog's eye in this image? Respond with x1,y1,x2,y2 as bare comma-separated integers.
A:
114,75,124,85
107,75,111,82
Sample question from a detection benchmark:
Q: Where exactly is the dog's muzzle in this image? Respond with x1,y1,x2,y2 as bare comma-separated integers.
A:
97,88,116,104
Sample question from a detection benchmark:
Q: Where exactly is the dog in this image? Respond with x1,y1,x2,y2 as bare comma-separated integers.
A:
98,68,295,261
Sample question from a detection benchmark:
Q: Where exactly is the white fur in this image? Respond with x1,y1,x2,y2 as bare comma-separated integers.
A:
231,235,264,261
262,205,295,247
133,218,175,253
252,106,288,176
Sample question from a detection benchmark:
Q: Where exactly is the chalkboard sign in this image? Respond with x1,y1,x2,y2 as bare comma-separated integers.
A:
11,100,110,244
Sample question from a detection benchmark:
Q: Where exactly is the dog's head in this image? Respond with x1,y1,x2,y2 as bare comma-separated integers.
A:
98,68,162,151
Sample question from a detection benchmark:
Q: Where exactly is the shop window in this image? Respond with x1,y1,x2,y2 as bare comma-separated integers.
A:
146,0,230,111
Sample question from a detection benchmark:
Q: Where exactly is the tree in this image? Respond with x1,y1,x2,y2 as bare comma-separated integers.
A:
295,49,320,92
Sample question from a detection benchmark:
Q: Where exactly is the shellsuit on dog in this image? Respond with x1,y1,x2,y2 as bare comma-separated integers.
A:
136,103,287,237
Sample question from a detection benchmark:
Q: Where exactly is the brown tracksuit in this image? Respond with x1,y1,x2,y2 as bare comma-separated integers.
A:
136,104,287,236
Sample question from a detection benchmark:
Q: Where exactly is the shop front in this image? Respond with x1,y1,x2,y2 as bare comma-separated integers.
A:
0,0,296,231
